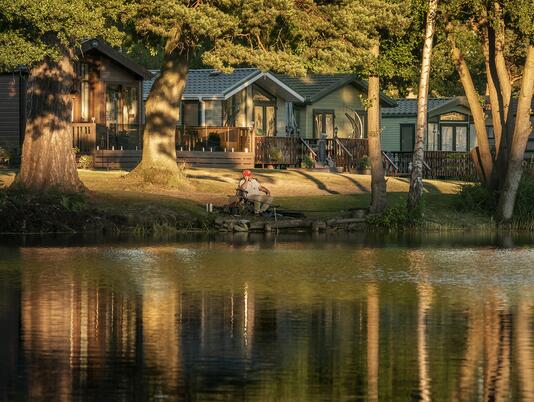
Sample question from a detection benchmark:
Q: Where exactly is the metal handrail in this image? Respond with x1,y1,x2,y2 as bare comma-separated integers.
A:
300,138,318,158
335,137,354,160
382,151,399,173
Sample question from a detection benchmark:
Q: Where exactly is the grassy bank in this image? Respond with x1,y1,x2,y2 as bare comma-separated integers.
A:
0,168,492,234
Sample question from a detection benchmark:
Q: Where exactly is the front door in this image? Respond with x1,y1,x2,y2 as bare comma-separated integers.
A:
313,110,335,138
400,124,415,152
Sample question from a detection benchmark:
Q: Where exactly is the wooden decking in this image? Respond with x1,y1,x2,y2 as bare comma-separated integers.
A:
79,123,478,181
93,150,254,169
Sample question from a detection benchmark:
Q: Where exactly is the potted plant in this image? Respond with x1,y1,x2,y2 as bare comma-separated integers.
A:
267,147,282,168
0,147,11,167
357,155,371,175
301,154,314,169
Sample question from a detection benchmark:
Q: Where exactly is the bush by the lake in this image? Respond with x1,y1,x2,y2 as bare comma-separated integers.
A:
366,205,424,230
0,188,105,233
457,173,534,227
456,183,497,214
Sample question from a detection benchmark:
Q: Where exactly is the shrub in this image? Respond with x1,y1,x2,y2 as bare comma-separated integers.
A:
268,147,282,162
0,189,94,233
357,155,370,170
456,173,534,223
456,183,496,214
513,173,534,222
0,147,11,166
366,205,423,230
301,154,314,169
77,155,93,169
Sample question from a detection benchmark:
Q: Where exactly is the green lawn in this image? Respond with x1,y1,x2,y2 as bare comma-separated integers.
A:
1,168,492,231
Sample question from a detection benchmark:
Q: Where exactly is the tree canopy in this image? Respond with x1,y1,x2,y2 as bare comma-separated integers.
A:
0,0,125,71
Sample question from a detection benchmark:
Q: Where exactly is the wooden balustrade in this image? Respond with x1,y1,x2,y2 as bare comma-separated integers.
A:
255,137,302,166
384,151,478,181
176,126,253,152
72,123,96,153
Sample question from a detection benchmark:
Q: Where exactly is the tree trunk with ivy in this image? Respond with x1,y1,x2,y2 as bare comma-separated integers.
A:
407,0,438,214
129,27,189,186
14,48,84,193
367,43,388,214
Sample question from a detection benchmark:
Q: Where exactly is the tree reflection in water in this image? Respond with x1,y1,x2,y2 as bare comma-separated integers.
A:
0,242,532,401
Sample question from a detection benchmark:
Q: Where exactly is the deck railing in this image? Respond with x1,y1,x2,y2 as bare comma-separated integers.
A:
176,126,253,152
72,123,97,153
95,124,143,150
254,137,369,169
384,151,478,181
255,137,303,165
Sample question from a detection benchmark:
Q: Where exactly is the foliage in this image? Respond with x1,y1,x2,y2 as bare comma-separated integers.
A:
0,147,11,166
366,204,424,230
77,155,93,169
357,155,371,170
0,188,94,232
511,174,534,223
0,0,125,71
268,148,282,163
301,154,314,169
457,173,534,223
456,183,497,215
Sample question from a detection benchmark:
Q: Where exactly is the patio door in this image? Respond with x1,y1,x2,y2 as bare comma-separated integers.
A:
105,84,139,149
252,85,276,136
440,124,468,151
313,110,335,138
253,105,276,136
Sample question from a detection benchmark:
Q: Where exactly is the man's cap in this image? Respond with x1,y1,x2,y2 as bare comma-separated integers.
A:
242,170,252,177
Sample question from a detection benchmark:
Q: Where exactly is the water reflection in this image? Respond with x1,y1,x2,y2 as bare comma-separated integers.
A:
0,242,533,401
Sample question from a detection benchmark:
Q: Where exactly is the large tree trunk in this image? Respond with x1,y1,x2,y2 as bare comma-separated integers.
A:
407,0,438,214
367,43,387,214
496,45,534,224
447,29,493,184
14,50,83,192
129,28,189,186
485,2,512,190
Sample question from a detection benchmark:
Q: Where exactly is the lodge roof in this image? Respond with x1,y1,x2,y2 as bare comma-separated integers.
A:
142,68,394,106
382,98,455,117
143,68,259,101
80,39,153,80
383,96,534,118
274,73,397,107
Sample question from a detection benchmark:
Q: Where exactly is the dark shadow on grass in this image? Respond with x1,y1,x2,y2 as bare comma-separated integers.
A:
335,173,369,193
293,170,340,194
187,174,230,183
394,176,443,194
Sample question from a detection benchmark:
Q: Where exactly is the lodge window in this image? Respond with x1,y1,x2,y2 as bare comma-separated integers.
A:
183,101,199,126
440,112,467,122
224,97,236,126
105,84,138,129
80,63,89,122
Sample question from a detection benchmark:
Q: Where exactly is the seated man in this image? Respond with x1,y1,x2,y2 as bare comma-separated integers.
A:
238,170,272,214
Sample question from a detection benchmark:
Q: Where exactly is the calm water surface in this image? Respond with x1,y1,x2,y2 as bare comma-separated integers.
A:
0,233,533,401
